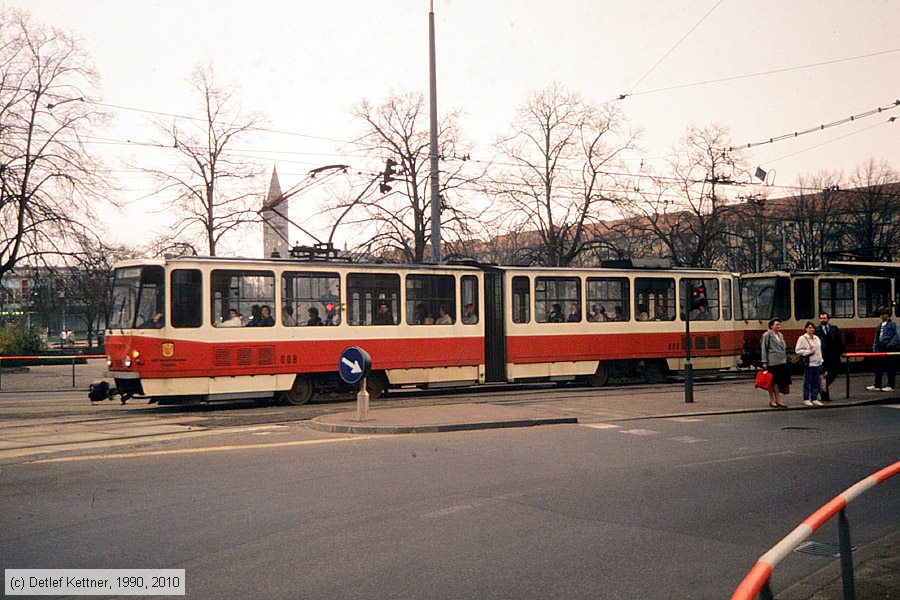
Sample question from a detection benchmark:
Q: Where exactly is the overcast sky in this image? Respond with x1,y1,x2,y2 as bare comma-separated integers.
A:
11,0,900,254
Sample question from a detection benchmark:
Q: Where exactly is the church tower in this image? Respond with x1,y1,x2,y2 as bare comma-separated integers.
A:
262,166,290,258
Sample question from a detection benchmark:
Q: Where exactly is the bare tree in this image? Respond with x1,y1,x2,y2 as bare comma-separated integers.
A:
67,234,136,344
626,124,746,268
776,172,846,270
720,193,779,273
145,63,265,256
491,82,637,267
842,158,900,259
0,8,109,279
339,90,479,263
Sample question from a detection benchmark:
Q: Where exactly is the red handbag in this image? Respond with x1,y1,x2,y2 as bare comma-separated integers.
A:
755,370,774,391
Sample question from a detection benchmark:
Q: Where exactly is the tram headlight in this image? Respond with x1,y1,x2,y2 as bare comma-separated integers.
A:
124,350,140,368
106,356,112,367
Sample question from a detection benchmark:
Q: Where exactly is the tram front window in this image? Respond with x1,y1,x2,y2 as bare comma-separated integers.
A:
740,276,789,320
109,265,165,329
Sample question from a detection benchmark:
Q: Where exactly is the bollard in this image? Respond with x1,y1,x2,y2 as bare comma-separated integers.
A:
356,377,370,421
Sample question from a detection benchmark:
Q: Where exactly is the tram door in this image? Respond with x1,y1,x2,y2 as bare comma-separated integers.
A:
483,269,507,383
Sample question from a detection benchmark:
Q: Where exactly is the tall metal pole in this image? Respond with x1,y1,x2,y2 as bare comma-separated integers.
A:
428,0,441,264
685,310,694,403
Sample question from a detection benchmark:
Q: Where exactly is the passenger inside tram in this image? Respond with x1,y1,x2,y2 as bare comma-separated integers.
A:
306,307,323,326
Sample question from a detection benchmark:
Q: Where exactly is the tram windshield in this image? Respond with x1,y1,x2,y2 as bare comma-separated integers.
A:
740,276,790,321
109,266,165,329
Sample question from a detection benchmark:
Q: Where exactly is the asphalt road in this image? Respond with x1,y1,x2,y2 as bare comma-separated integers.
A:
2,399,897,599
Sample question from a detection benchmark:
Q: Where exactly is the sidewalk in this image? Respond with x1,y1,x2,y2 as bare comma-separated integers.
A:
308,373,898,434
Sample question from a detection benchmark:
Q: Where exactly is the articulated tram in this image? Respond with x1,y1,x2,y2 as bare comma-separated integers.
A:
738,270,899,365
93,256,745,405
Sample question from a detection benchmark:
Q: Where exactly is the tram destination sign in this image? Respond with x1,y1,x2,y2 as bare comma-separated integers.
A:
338,346,372,385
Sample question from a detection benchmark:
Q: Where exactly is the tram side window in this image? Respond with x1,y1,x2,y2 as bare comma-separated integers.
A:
171,269,202,328
512,276,530,323
406,274,456,325
282,272,340,326
793,278,815,320
722,278,733,320
535,277,580,323
460,275,479,324
634,278,674,322
857,279,891,318
348,272,400,326
679,278,719,321
586,277,629,322
819,279,853,318
210,270,275,327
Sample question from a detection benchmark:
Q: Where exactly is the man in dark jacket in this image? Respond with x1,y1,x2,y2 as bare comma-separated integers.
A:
815,311,844,402
867,308,900,392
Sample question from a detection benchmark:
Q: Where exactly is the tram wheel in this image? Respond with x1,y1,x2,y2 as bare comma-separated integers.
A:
284,377,314,405
642,360,668,384
587,362,610,387
365,373,386,400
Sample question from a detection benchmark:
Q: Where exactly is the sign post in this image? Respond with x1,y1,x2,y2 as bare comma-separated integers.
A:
339,346,372,421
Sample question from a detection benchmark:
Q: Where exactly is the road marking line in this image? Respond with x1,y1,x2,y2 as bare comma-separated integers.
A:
579,423,620,429
669,436,706,443
621,428,660,436
674,450,795,470
26,435,396,464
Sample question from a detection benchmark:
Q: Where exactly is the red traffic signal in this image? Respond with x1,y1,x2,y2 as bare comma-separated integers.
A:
689,284,707,310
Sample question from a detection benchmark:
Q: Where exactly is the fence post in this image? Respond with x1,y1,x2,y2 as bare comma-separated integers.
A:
0,357,3,390
838,508,856,600
844,356,850,400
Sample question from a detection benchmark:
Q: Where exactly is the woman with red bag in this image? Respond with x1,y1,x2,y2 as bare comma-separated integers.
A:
760,318,789,408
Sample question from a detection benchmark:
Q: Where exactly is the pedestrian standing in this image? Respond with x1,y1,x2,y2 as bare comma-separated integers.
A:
814,312,844,402
760,318,789,408
867,308,899,392
796,321,824,406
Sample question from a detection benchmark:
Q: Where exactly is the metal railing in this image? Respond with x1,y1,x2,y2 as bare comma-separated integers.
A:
842,351,900,398
731,461,900,600
0,354,107,390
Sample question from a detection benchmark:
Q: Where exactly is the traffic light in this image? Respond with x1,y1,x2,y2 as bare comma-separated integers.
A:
689,284,706,310
380,158,397,193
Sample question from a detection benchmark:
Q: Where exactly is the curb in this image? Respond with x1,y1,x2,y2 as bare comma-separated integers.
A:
306,416,578,435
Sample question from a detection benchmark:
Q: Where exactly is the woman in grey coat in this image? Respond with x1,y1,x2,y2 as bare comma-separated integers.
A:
760,318,790,407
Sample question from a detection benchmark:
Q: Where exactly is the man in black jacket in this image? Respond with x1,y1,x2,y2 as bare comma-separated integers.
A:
815,312,844,402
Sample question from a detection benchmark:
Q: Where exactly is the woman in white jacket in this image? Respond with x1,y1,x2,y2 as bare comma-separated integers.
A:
795,321,824,406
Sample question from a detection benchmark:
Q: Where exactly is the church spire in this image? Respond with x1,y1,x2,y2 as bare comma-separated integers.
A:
263,165,284,210
261,165,290,258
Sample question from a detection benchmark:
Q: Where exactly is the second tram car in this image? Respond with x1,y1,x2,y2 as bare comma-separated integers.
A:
95,256,744,405
738,270,899,366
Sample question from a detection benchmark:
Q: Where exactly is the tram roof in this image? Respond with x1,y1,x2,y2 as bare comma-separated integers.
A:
112,255,734,276
827,261,900,278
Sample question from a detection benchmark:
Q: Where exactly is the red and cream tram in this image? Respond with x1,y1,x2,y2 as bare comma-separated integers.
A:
93,256,745,405
738,270,899,365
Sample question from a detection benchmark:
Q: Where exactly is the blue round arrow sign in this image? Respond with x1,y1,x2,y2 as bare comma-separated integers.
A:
338,346,372,385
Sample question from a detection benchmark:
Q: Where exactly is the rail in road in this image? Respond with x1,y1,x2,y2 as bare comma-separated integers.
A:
731,461,900,600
